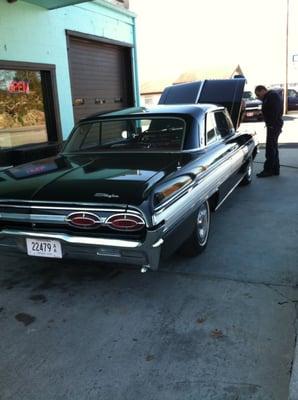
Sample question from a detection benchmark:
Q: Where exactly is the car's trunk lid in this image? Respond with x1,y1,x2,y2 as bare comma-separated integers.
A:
0,153,182,206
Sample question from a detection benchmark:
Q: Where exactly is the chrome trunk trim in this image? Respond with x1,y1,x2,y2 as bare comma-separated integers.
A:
0,203,127,213
0,213,67,224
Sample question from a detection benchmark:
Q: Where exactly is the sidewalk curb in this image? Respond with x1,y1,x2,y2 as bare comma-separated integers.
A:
288,319,298,399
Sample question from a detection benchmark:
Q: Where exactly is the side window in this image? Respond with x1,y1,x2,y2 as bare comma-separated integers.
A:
205,113,218,145
288,89,297,98
81,122,100,149
214,111,233,138
224,111,235,131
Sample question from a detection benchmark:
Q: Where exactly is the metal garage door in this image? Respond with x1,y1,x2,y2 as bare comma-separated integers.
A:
68,35,134,122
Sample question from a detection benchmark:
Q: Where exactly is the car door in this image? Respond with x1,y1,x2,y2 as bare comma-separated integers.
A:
203,111,238,203
212,110,245,200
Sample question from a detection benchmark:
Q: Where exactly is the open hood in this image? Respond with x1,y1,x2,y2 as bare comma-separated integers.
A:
159,78,245,130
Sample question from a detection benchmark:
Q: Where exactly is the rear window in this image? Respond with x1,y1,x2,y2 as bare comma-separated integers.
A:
64,118,186,153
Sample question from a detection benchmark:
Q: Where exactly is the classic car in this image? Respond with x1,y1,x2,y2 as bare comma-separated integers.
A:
242,91,263,122
0,79,258,272
273,88,298,111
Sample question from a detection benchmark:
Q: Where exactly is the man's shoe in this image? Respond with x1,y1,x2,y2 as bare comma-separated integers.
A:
256,170,274,178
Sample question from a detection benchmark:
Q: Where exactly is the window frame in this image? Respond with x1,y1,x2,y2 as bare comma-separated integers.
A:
205,112,221,146
205,109,235,147
213,110,235,139
64,116,187,153
0,60,62,145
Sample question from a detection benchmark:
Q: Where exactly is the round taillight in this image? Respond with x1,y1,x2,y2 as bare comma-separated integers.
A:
106,214,145,231
65,212,100,229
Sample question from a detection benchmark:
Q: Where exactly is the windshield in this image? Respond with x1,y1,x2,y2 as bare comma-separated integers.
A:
243,91,255,100
64,117,186,153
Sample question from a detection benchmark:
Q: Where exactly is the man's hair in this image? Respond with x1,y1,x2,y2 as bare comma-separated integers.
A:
255,85,267,92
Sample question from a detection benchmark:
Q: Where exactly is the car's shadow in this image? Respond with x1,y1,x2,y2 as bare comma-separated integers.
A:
283,115,297,121
0,248,196,295
0,256,137,293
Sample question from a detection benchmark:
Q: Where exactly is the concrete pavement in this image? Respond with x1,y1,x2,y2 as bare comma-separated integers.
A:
243,114,298,400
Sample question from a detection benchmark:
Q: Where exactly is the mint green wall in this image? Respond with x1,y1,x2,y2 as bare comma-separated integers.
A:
0,0,138,139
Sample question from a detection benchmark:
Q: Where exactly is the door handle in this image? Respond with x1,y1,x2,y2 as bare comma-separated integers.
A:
95,98,106,104
228,145,238,152
74,98,84,106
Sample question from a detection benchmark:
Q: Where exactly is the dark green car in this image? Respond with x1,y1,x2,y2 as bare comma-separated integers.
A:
0,79,258,271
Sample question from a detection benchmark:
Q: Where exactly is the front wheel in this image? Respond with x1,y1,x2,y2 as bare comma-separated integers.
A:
179,201,210,257
240,157,253,186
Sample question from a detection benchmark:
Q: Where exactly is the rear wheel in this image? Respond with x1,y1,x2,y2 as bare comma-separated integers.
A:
179,201,210,256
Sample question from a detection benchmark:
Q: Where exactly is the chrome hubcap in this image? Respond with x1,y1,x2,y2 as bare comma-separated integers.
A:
247,162,252,180
197,202,209,245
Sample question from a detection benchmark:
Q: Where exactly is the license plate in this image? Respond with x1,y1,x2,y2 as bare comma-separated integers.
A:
26,238,62,258
246,112,254,117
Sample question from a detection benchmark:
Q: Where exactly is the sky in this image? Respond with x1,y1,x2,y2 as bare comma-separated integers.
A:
129,0,298,89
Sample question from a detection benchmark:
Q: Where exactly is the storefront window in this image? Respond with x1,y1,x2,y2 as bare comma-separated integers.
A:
0,69,48,149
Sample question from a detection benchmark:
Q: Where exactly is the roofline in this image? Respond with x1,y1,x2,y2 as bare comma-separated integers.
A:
93,0,136,18
140,91,163,95
78,104,223,123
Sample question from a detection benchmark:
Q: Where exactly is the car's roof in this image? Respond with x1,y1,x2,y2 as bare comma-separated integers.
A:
80,104,223,122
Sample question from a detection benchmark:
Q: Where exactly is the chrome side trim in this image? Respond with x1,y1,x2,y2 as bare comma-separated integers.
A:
153,151,234,216
214,174,246,211
0,166,13,172
152,154,230,225
152,238,164,248
152,144,247,231
0,229,141,248
0,213,67,224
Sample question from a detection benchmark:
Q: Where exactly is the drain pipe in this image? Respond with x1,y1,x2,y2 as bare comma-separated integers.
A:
132,16,141,107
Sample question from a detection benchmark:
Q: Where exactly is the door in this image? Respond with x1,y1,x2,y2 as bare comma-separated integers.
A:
204,111,238,202
68,36,134,122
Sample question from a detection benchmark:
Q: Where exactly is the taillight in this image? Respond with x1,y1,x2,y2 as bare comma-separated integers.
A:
106,214,145,231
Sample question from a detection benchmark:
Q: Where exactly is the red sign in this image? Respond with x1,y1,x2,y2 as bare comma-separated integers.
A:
8,80,30,94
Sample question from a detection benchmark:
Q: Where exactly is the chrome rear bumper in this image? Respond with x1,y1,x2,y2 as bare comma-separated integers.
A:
0,228,164,270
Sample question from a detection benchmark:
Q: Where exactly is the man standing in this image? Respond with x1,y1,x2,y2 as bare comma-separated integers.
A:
254,85,283,177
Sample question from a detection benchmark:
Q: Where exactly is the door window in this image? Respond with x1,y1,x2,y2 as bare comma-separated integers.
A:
206,112,219,145
214,111,234,138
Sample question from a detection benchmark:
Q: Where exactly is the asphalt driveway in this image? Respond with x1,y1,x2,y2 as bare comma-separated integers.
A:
1,145,298,400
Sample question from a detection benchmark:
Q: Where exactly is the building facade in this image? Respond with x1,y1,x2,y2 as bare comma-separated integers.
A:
0,0,139,165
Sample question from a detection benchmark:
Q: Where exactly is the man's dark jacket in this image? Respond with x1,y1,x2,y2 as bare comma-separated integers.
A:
262,90,283,129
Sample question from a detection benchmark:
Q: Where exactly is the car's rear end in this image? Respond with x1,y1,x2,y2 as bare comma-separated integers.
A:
0,112,192,271
242,99,263,122
0,199,165,271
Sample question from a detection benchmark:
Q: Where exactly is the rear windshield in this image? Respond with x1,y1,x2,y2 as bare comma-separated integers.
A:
64,118,186,153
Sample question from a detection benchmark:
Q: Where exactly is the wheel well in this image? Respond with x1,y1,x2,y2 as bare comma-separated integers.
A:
253,146,258,159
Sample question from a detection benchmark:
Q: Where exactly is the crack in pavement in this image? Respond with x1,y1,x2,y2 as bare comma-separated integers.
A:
160,268,298,291
254,160,298,170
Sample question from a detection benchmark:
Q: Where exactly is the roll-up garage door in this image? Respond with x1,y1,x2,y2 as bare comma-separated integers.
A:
68,36,134,122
